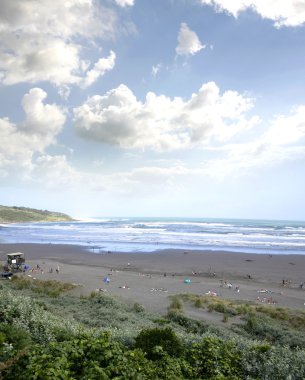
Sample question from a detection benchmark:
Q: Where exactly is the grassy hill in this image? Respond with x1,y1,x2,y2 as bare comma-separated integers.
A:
0,205,74,223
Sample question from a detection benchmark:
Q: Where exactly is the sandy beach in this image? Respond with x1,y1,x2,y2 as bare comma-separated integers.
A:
1,243,305,315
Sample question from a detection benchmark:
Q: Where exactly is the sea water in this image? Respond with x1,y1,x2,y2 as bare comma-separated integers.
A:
0,217,305,255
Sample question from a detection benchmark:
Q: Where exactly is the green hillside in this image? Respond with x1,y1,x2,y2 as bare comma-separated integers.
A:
0,205,73,223
0,278,305,379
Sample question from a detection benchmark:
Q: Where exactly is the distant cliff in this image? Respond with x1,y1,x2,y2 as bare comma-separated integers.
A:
0,205,74,223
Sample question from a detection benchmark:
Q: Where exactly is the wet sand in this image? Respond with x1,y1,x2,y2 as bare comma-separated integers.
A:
1,243,305,314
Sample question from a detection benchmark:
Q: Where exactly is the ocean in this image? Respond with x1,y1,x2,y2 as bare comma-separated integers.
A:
1,217,305,255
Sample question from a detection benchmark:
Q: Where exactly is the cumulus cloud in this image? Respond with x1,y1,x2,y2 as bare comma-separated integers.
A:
176,23,205,56
21,88,66,138
73,82,256,151
0,0,118,88
199,0,305,27
0,88,66,178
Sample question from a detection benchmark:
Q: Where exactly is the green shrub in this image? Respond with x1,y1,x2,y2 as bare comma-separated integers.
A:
0,323,32,355
169,297,183,312
132,302,145,313
242,313,305,348
135,327,183,360
194,298,203,308
11,276,76,297
0,289,80,344
167,310,209,334
188,336,242,379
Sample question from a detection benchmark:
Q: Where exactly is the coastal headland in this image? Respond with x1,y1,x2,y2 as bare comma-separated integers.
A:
1,243,305,315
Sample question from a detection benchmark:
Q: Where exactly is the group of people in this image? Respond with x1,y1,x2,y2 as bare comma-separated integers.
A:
220,279,240,292
28,264,60,275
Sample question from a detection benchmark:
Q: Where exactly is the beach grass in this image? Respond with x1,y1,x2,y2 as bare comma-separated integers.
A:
10,275,77,297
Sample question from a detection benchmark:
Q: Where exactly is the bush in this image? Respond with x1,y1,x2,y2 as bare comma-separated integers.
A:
168,297,183,312
11,276,76,297
135,327,183,360
3,333,188,380
0,323,32,357
242,313,305,348
0,289,80,344
132,302,145,313
188,336,242,379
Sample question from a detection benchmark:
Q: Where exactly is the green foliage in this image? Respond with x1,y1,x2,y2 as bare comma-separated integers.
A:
135,327,183,360
194,298,204,308
0,289,81,345
0,323,32,357
1,284,305,379
242,313,305,348
4,333,165,379
132,302,145,313
0,204,73,223
188,336,242,379
167,309,210,334
168,296,183,312
240,344,305,379
255,305,305,329
11,276,76,297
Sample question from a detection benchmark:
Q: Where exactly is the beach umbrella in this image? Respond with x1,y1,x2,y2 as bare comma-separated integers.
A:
184,278,191,284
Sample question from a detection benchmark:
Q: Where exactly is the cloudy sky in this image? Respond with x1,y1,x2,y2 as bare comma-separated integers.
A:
0,0,305,220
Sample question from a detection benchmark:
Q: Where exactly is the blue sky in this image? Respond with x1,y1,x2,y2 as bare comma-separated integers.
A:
0,0,305,220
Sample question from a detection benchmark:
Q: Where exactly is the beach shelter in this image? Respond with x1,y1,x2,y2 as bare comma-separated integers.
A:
6,252,25,271
103,277,110,283
184,278,191,284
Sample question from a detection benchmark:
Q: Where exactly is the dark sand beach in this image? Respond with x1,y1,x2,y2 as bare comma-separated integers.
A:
1,243,305,314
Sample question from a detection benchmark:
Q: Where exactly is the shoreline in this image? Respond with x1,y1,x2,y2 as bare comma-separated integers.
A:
1,243,305,314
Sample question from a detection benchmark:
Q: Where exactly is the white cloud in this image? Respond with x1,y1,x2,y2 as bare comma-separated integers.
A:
21,88,66,138
115,0,135,7
201,105,305,178
0,0,118,88
73,82,256,151
200,0,305,27
81,51,116,88
92,164,192,195
264,105,305,146
32,155,81,188
176,23,205,56
152,63,162,77
0,88,66,178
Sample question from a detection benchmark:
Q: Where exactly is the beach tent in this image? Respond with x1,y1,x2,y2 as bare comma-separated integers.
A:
103,277,110,283
184,278,191,284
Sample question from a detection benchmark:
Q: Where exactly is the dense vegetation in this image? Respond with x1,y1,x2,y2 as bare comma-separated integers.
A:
0,205,73,223
0,277,305,379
